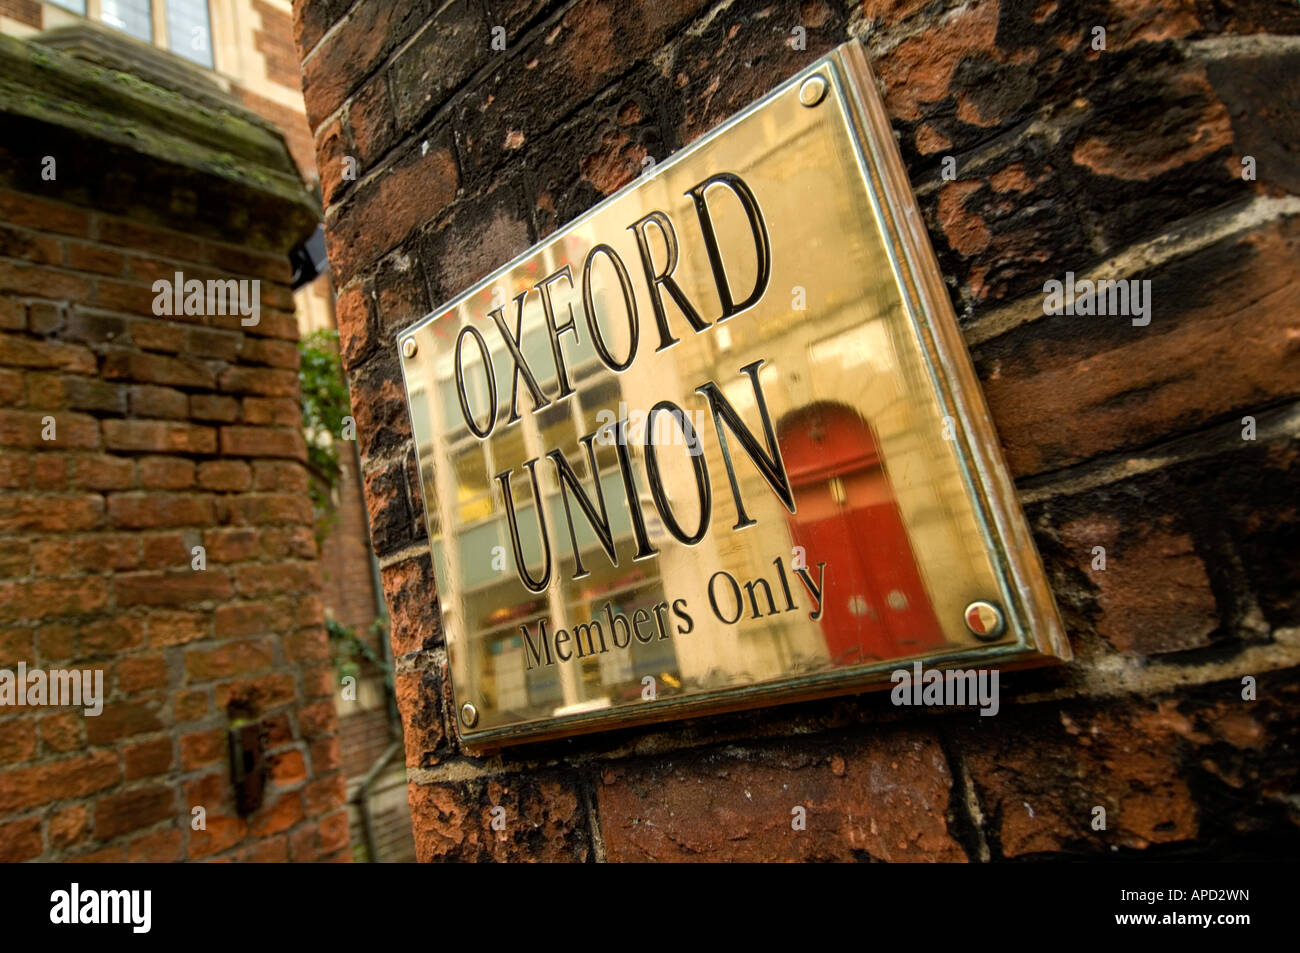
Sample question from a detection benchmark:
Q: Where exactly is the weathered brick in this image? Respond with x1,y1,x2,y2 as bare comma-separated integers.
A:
304,772,346,816
185,639,275,681
174,689,208,722
242,834,290,862
234,560,321,597
65,241,125,276
80,616,145,654
229,492,314,526
269,748,307,787
214,672,297,713
0,224,62,267
0,409,100,450
241,396,301,426
600,733,964,862
180,728,228,769
213,601,276,638
114,569,233,607
976,215,1300,476
103,419,216,455
251,459,310,491
218,366,299,397
1059,517,1219,656
95,278,161,317
395,667,446,769
130,319,186,353
259,524,317,560
197,460,252,492
127,829,184,862
138,456,196,490
49,804,88,849
0,816,42,862
129,384,189,419
85,698,165,745
70,454,134,490
0,718,37,765
0,335,94,374
284,626,330,664
418,179,531,301
300,1,433,129
123,737,174,779
296,699,336,739
0,261,94,302
322,133,458,285
93,785,175,840
346,354,410,460
241,336,300,369
190,394,240,423
0,577,109,622
291,0,354,62
40,711,83,754
409,774,588,862
0,538,27,579
251,791,305,837
0,750,119,812
64,377,126,415
108,492,214,529
333,281,376,371
147,610,209,647
220,426,307,460
102,350,215,389
347,73,396,168
203,526,260,563
387,2,489,131
116,652,171,692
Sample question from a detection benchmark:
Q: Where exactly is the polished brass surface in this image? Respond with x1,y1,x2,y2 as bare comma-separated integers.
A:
397,42,1069,749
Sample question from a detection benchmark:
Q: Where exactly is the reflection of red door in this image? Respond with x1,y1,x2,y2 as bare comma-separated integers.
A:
779,404,945,664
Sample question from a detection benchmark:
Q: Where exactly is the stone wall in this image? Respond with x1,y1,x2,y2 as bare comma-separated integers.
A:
293,0,1300,861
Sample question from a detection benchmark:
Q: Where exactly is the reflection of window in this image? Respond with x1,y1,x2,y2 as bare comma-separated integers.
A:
167,0,214,69
491,422,527,477
453,445,492,524
102,0,153,42
538,403,580,479
49,0,87,13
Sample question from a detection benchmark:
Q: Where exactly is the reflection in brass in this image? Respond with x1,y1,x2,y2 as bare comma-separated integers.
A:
964,601,1006,641
798,75,828,108
460,703,479,728
397,42,1070,749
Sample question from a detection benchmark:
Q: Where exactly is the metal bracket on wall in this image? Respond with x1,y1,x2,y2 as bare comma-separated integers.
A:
228,718,267,816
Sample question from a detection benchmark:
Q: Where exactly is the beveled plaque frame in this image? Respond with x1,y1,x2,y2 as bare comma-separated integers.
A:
396,41,1070,750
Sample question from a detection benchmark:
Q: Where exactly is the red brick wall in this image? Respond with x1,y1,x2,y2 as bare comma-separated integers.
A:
338,705,388,777
318,446,379,634
293,0,1300,861
0,189,348,861
0,0,40,29
235,87,318,183
253,0,304,90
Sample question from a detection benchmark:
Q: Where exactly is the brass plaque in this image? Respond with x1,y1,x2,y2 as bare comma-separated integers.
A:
397,42,1069,749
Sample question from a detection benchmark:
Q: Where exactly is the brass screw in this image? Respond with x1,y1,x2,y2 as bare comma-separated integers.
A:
460,702,478,728
964,601,1006,641
799,75,828,108
402,337,417,358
